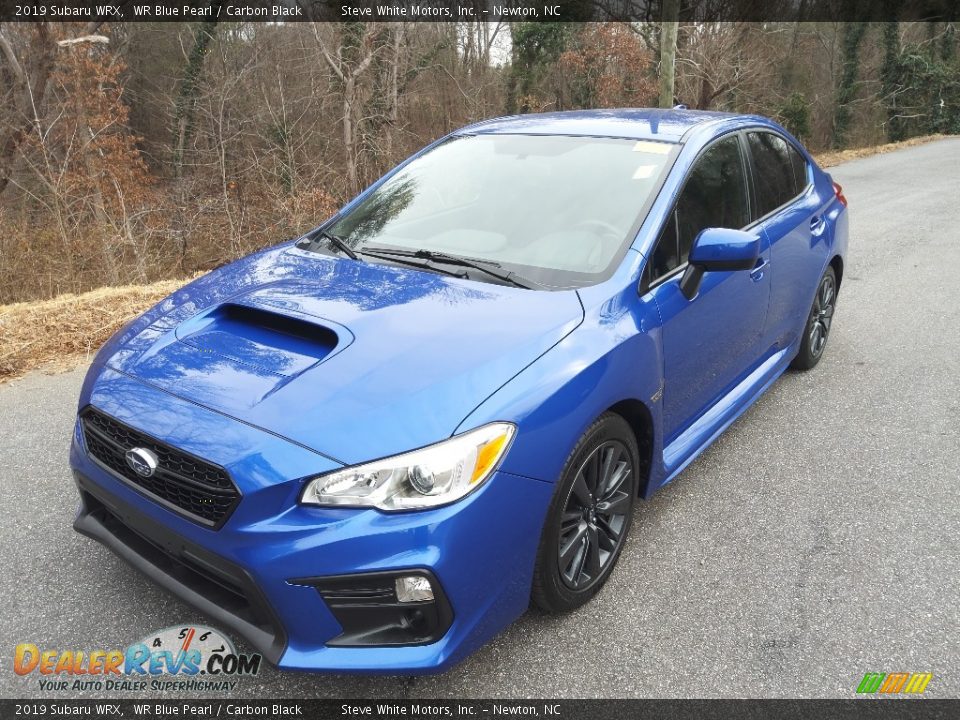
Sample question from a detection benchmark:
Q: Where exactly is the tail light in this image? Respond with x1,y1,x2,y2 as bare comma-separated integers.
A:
832,181,847,207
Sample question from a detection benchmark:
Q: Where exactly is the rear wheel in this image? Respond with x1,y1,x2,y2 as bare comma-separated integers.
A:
791,266,837,371
531,413,638,613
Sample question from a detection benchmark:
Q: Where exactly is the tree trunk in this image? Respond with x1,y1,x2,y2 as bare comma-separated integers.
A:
658,0,680,108
881,17,904,142
343,75,358,194
833,21,868,149
315,24,378,196
0,24,54,197
172,18,219,178
384,25,403,162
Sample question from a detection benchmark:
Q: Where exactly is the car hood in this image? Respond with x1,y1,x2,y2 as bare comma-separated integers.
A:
103,245,584,465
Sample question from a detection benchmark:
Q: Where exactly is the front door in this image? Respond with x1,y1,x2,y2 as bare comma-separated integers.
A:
644,133,771,443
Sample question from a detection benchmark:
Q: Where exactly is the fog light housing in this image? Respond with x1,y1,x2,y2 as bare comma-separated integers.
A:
396,575,434,603
292,569,452,647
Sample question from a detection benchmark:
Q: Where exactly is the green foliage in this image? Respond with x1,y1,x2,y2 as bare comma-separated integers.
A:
777,92,811,141
506,23,572,113
833,21,868,149
881,21,907,142
172,18,219,172
267,122,294,193
877,17,960,140
339,21,367,69
942,22,956,63
895,49,960,135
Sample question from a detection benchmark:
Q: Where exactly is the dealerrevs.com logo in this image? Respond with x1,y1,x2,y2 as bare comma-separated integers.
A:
14,625,261,692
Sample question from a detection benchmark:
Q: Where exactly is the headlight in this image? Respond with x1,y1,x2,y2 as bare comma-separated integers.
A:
300,423,515,511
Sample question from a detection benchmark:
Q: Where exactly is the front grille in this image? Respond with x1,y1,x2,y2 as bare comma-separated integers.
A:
73,475,287,664
80,407,240,527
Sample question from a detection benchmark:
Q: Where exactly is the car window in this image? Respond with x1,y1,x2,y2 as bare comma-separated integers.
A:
647,134,749,282
788,143,807,193
747,131,808,218
323,134,675,290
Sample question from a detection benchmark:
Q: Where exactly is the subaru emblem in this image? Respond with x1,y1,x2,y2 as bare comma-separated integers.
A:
125,447,159,478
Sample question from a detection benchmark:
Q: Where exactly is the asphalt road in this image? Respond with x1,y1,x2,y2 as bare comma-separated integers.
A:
1,139,959,700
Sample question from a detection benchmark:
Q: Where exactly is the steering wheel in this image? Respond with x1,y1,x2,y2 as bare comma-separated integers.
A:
427,185,448,209
573,219,623,239
570,219,624,268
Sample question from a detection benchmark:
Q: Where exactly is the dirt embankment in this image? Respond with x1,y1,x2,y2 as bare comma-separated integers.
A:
813,134,948,168
0,279,192,381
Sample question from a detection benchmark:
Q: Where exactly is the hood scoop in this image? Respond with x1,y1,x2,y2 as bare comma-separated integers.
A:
107,257,584,460
175,302,347,377
111,293,356,415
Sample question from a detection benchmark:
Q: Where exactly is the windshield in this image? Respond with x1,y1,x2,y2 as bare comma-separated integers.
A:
324,134,675,289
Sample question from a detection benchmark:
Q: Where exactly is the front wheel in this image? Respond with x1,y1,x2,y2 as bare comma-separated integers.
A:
791,265,837,371
531,413,638,613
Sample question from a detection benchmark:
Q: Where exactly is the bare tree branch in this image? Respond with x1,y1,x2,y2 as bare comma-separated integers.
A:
0,27,27,86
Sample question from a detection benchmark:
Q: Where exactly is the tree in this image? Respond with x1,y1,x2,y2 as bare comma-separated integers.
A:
505,22,572,113
314,22,382,195
11,27,156,289
0,23,55,197
880,19,906,142
364,24,446,175
659,0,680,107
559,24,657,109
833,20,868,149
777,91,811,141
674,23,773,112
172,17,220,178
896,42,960,136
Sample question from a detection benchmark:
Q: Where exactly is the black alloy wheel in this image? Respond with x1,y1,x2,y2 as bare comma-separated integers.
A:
531,413,639,612
809,271,836,358
558,440,632,590
792,265,838,371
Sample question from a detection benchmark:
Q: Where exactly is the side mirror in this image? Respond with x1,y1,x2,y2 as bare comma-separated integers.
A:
679,228,761,299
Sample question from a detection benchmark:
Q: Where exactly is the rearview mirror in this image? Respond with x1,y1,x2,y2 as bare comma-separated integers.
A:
679,228,761,299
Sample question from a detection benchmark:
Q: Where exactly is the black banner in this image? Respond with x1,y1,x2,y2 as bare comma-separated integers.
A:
1,699,959,720
0,0,958,23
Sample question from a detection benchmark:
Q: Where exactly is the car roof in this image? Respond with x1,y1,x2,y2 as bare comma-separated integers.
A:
455,108,746,143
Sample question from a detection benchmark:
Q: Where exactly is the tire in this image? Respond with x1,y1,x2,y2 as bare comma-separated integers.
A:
791,265,838,371
531,412,639,613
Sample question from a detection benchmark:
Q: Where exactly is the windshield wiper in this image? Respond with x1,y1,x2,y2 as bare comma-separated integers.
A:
363,247,537,289
358,248,469,280
317,230,359,260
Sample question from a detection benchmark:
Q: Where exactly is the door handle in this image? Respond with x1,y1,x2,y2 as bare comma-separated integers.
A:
810,215,826,236
749,257,769,281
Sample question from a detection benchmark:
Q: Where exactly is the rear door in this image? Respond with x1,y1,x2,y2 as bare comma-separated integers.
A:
644,133,771,443
744,130,827,350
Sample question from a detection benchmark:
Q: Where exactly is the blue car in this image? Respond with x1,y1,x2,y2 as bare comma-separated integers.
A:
71,109,848,673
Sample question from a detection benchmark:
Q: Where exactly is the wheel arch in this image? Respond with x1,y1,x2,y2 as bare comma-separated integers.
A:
606,399,655,498
829,254,844,291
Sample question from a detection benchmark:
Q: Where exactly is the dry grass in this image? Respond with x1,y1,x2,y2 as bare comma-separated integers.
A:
1,134,954,384
813,134,951,168
0,278,193,382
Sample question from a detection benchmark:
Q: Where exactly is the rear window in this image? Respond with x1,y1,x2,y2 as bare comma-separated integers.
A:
747,132,808,219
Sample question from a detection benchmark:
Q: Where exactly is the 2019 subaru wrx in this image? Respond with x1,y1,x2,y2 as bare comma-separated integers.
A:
71,109,848,673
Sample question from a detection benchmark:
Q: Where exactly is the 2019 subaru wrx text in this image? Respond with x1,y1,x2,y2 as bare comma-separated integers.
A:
70,109,848,673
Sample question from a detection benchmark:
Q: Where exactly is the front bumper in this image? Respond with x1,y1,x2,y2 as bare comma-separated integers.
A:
69,372,553,674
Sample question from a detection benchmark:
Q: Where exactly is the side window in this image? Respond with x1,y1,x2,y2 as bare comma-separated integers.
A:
788,143,808,195
675,136,749,260
747,131,807,218
650,211,679,280
646,135,749,285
